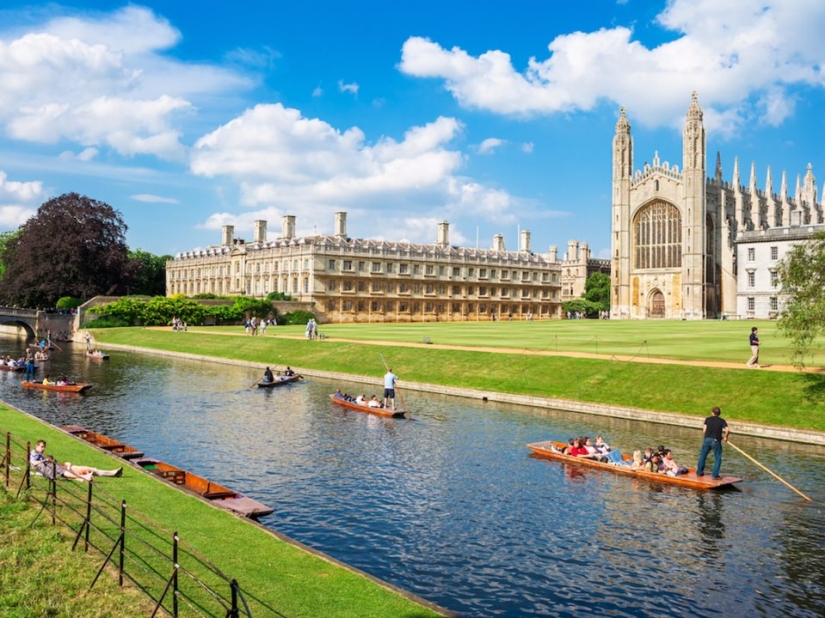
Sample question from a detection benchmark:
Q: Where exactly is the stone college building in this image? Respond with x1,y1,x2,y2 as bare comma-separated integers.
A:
166,213,609,323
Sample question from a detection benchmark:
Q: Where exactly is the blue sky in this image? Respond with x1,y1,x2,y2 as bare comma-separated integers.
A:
0,1,822,258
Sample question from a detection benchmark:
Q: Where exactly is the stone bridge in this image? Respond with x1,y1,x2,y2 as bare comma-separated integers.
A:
0,307,76,342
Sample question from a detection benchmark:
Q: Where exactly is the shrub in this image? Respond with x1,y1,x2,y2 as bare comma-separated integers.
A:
282,310,315,325
266,292,293,301
55,296,83,310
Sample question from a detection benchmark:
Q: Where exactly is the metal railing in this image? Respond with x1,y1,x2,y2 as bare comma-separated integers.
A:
3,431,284,618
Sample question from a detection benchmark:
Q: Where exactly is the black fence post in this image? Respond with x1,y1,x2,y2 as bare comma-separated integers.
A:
4,432,10,488
85,481,93,552
25,440,31,490
119,500,126,587
228,579,239,618
49,460,57,525
173,531,179,617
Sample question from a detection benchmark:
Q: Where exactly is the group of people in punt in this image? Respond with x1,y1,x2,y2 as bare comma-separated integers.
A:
1,355,26,368
260,366,296,383
557,436,689,476
40,374,71,386
333,390,387,409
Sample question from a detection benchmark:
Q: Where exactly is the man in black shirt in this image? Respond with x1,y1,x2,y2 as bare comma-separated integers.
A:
696,406,730,479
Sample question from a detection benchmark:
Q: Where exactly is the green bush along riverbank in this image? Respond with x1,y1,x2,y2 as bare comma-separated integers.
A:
91,326,825,432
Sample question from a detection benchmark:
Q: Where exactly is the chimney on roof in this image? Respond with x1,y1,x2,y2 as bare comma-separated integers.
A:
437,221,450,246
492,234,505,252
335,212,347,237
222,225,234,247
520,230,531,252
253,220,267,243
548,245,558,262
282,215,296,239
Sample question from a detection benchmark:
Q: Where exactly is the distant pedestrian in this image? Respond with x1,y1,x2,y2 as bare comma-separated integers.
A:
696,406,730,479
746,327,760,368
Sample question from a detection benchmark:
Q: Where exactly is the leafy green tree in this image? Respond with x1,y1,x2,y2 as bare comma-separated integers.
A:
127,249,170,296
583,272,611,312
562,299,601,318
0,230,20,281
55,296,82,310
778,231,825,366
0,193,130,307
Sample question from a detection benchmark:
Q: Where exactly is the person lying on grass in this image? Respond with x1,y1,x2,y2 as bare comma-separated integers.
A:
29,439,122,481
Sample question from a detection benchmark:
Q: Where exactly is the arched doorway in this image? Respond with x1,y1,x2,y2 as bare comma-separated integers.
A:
649,289,665,317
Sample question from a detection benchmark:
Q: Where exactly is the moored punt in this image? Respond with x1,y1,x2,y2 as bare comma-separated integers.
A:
329,394,406,418
257,374,302,388
527,440,742,490
135,458,274,518
22,381,93,393
61,425,145,459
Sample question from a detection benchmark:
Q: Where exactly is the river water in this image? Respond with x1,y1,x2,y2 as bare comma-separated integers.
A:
2,341,824,617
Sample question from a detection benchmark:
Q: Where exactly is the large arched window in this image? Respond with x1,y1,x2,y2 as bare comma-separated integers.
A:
633,201,682,269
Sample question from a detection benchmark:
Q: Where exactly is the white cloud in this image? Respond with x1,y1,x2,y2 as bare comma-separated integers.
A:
477,138,505,155
312,86,323,97
0,170,44,228
338,80,359,95
131,194,180,204
521,142,534,154
0,6,250,159
399,0,825,134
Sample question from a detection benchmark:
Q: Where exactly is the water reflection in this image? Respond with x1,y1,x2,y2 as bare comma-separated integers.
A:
1,339,824,617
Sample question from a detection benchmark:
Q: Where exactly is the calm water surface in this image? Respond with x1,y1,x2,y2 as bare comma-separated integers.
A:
2,341,824,617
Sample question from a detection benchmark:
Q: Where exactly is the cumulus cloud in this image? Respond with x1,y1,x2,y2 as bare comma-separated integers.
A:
312,85,323,97
521,142,534,154
476,138,505,155
0,6,250,159
399,0,825,135
0,170,45,228
190,104,534,243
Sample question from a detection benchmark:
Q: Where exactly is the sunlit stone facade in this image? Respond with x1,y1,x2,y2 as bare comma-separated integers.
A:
611,92,823,319
167,214,578,323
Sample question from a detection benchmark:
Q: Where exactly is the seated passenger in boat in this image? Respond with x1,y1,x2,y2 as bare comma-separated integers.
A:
284,366,296,376
41,374,52,386
630,450,644,470
568,438,593,458
334,389,344,399
262,367,274,383
662,450,688,476
583,437,608,462
355,393,366,405
56,376,68,386
594,436,611,455
367,395,383,408
643,453,661,473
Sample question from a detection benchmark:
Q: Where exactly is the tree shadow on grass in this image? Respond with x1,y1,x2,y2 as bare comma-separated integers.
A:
801,374,825,404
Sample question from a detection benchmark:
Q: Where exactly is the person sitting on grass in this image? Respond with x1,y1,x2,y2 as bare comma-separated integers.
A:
29,440,122,482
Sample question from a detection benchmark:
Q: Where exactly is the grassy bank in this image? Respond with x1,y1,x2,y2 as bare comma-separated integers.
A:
91,326,825,432
0,406,448,618
183,319,824,366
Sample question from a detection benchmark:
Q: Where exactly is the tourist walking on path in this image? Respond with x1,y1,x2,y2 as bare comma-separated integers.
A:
383,368,399,410
696,407,730,479
746,327,760,368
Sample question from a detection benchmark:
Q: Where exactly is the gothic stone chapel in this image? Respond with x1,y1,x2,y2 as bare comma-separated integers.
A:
610,92,821,320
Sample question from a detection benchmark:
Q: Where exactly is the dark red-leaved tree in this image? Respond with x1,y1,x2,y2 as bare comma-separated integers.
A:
0,193,130,308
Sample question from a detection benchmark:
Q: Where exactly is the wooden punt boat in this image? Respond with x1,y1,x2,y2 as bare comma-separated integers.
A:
527,440,742,490
135,458,274,518
257,374,301,388
87,351,110,360
329,394,406,418
61,425,145,459
22,381,93,393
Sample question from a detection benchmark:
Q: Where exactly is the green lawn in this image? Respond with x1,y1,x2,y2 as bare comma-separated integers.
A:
92,325,825,432
189,319,824,366
0,406,448,618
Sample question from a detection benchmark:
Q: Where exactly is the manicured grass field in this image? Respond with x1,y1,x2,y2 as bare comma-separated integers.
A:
190,319,824,366
92,325,825,432
0,406,448,618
